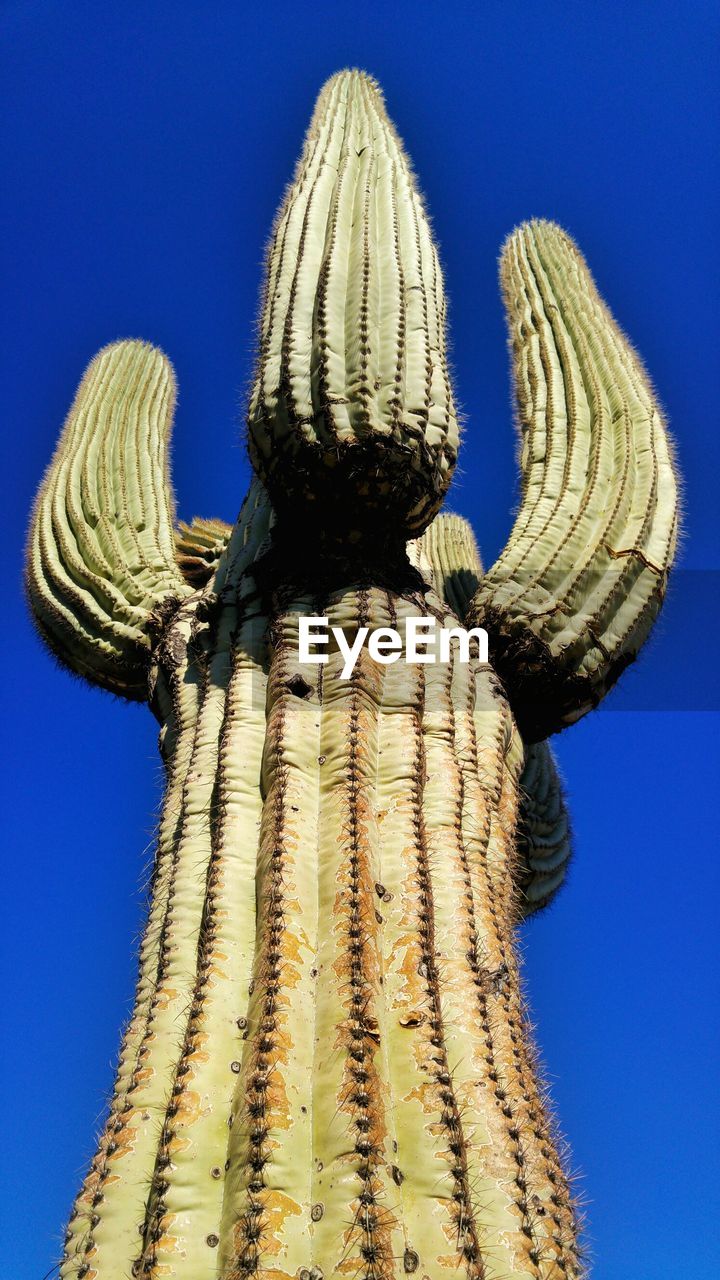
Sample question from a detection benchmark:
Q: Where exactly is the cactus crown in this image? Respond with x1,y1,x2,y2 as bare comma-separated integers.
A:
248,70,459,547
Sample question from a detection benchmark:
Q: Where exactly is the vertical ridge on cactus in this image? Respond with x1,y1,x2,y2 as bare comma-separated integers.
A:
27,67,678,1280
175,516,236,586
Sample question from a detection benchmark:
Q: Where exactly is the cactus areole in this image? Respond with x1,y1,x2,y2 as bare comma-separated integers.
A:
27,71,678,1280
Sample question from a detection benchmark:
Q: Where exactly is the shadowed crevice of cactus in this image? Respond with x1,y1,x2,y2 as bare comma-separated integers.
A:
26,68,678,1280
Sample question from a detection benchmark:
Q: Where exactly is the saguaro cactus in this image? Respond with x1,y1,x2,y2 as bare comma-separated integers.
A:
27,71,678,1280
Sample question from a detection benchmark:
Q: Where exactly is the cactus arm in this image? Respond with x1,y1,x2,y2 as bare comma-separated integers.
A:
412,512,484,617
248,69,458,542
517,741,573,916
26,340,191,699
468,220,679,740
175,515,233,586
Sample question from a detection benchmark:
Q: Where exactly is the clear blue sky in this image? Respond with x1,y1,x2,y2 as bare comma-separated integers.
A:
2,3,718,1277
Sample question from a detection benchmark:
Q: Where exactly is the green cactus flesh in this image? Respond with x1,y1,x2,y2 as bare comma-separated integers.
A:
27,69,678,1280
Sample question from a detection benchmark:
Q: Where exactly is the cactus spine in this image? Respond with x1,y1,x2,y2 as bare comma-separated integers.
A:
27,70,678,1280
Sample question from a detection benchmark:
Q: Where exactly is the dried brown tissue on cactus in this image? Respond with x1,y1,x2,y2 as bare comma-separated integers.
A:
26,66,678,1280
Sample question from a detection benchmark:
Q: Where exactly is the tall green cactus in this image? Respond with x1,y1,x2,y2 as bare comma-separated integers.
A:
27,70,678,1280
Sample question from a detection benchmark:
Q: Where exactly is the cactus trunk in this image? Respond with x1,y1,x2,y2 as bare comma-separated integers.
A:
62,500,578,1280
